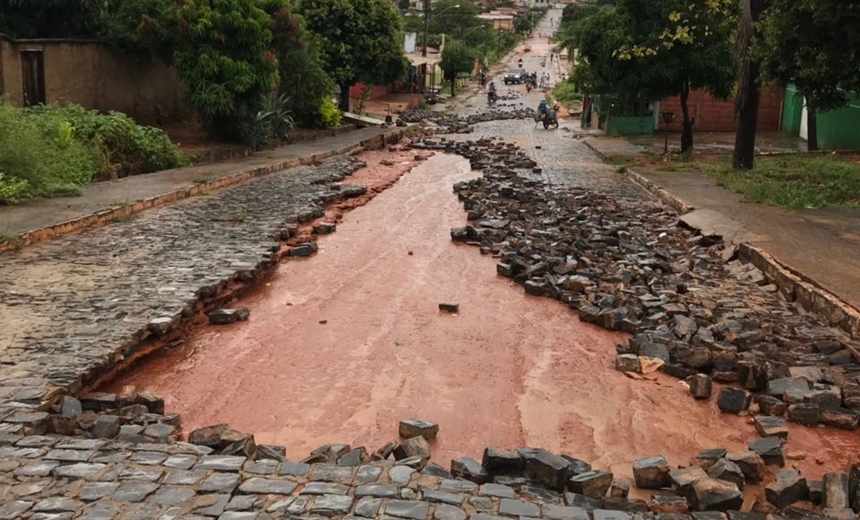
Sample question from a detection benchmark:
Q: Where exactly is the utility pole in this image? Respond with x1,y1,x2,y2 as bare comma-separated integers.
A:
422,0,429,57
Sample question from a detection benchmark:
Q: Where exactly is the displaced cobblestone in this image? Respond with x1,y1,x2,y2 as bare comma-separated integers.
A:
2,20,860,520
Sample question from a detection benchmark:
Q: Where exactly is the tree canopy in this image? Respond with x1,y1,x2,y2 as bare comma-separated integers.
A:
297,0,409,111
576,0,736,151
441,40,475,96
160,0,280,144
755,0,860,150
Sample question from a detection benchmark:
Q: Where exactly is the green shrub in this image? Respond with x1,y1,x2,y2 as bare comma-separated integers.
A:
318,98,342,128
0,100,189,203
161,0,280,146
0,173,29,204
25,103,190,174
0,102,101,199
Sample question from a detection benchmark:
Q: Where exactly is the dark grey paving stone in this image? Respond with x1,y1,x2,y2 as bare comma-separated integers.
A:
151,486,196,506
355,497,384,518
112,482,159,502
386,500,431,520
79,482,120,502
302,482,349,495
238,477,298,495
311,494,354,515
499,499,540,517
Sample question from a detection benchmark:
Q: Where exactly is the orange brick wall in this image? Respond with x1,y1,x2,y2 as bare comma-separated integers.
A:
660,87,784,132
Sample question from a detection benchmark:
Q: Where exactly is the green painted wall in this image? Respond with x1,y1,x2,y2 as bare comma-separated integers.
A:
607,115,654,136
782,86,803,137
783,86,860,149
818,91,860,150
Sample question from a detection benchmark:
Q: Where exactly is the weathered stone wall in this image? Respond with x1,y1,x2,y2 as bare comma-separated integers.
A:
0,34,187,124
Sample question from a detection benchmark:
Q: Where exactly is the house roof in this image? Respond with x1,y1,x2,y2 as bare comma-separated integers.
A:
407,54,441,66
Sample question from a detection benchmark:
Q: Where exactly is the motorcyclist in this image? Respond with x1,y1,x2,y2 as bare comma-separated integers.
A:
538,99,548,119
480,70,486,86
488,81,498,104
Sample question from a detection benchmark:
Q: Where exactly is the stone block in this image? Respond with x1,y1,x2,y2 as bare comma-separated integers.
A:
819,407,860,430
394,436,431,463
787,404,820,426
519,448,570,492
706,459,744,490
685,478,743,512
717,388,751,414
691,449,727,471
824,473,850,510
725,452,766,483
482,447,523,475
669,466,707,494
753,416,788,439
615,354,642,374
688,374,713,399
765,473,808,508
649,493,690,514
399,419,439,440
568,471,614,499
756,395,786,416
208,308,250,324
748,437,785,467
632,456,671,489
451,457,489,484
737,361,768,391
189,424,228,448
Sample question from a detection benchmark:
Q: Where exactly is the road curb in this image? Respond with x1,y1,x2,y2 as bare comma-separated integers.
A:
739,243,860,340
585,137,860,339
0,128,406,255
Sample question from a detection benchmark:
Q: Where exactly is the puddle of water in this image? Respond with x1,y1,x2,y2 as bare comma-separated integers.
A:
107,153,855,480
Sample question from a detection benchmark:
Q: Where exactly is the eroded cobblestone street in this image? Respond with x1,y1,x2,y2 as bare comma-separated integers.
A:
2,10,860,520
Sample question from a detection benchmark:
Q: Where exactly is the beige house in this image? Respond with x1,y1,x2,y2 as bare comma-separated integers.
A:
0,34,185,123
478,13,515,31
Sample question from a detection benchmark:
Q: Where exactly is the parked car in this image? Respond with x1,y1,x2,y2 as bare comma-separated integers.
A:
504,68,529,84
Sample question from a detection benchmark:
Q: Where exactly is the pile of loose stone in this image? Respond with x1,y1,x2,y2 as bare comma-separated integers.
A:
5,395,860,520
397,109,535,134
410,136,860,435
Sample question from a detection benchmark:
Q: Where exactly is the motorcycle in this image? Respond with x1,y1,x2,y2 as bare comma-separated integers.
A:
487,90,498,106
534,107,559,129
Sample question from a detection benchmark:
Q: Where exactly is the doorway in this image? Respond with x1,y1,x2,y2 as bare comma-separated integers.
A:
21,50,46,106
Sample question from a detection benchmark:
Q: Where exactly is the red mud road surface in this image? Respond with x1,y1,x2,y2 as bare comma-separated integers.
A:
110,153,855,481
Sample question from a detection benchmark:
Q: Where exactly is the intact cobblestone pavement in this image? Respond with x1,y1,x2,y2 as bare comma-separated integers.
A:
0,156,367,401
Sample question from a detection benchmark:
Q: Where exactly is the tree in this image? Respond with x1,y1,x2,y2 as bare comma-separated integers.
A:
577,0,736,152
257,0,337,128
161,0,280,145
441,40,474,96
755,0,860,151
297,0,409,112
732,0,768,169
98,0,174,55
0,0,102,38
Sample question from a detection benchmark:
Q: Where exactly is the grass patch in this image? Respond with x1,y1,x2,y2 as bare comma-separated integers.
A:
657,160,697,172
0,232,24,249
111,199,133,208
702,155,860,209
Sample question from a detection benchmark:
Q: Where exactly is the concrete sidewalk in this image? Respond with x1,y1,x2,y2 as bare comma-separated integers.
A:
0,125,403,251
584,136,860,313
